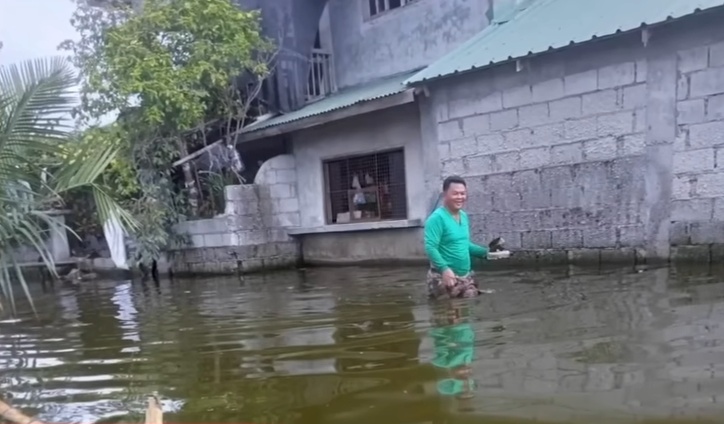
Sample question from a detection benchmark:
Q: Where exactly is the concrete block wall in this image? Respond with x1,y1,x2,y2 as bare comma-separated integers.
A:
671,40,724,260
434,49,648,261
426,17,724,263
170,155,302,274
253,154,301,241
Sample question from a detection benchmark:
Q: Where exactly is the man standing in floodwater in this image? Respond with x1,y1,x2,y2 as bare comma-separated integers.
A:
424,175,490,299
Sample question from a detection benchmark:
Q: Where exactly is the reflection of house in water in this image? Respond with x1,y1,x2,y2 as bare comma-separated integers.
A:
459,268,724,422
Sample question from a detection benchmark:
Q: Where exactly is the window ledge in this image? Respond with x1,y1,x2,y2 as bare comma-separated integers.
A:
286,219,422,236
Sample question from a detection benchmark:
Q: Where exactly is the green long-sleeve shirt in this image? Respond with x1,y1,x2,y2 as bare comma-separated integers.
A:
424,207,488,276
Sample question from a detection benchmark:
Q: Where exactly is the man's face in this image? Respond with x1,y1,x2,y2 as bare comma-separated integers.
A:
444,183,467,211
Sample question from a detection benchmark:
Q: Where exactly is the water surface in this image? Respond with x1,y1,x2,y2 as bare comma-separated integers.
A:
2,264,724,423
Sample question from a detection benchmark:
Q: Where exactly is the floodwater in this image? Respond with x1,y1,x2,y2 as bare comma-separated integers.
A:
2,264,724,424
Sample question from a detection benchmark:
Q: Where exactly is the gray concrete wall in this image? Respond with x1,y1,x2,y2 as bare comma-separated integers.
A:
423,15,724,264
301,228,425,265
170,156,302,274
327,0,492,89
292,103,427,228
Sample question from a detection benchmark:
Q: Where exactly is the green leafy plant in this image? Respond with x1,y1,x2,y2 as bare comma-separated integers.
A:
0,56,138,312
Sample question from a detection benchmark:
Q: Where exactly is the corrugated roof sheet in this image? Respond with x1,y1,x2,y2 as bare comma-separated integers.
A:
406,0,724,85
242,71,416,134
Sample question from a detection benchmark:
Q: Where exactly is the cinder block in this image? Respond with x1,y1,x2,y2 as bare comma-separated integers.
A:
476,133,506,152
551,229,584,248
566,248,600,264
707,93,724,120
521,230,552,249
489,109,519,131
714,198,724,220
270,154,295,170
277,197,300,213
509,210,543,231
275,169,296,184
669,221,690,245
582,89,620,116
462,114,490,137
464,154,495,176
635,59,647,83
518,103,550,127
449,137,479,158
671,198,714,221
438,142,451,161
442,159,465,176
448,93,503,119
672,175,693,200
687,121,724,149
269,183,293,199
491,151,519,174
504,128,536,150
564,70,598,96
696,172,724,198
677,99,706,125
583,137,617,162
519,146,551,170
532,122,565,144
634,109,647,133
597,111,634,136
619,133,646,156
564,116,597,141
677,46,710,73
532,78,564,103
598,62,636,90
708,41,724,68
677,76,691,105
502,85,533,108
690,68,724,98
550,142,583,165
618,225,645,247
673,148,715,174
439,119,463,141
549,97,581,122
623,84,647,110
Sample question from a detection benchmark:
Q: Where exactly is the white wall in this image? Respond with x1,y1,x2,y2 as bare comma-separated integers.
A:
292,104,426,228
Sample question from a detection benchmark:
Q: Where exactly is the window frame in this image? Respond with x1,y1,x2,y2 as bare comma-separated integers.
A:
364,0,420,20
322,148,408,225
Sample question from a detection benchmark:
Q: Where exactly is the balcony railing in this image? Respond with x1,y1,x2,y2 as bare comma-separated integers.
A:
306,48,337,103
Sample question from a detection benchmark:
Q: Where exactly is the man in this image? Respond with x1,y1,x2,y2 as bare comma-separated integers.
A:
424,175,489,299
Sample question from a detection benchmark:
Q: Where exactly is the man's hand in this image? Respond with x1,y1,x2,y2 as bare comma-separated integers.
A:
442,269,456,287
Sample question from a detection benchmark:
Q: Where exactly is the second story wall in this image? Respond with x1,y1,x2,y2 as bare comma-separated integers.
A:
327,0,493,89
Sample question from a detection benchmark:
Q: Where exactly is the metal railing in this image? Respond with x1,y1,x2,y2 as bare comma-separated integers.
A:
305,48,337,103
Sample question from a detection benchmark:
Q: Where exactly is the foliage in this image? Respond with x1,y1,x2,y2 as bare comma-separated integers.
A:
59,0,273,262
0,56,137,312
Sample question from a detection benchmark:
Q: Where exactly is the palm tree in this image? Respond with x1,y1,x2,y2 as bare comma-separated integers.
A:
0,56,138,312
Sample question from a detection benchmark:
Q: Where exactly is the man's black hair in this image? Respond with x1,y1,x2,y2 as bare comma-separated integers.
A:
442,175,466,192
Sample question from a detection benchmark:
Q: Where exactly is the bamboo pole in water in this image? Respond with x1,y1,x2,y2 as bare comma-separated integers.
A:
0,399,45,424
144,395,163,424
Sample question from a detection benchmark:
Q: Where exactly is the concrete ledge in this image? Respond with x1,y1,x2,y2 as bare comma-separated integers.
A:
287,219,423,235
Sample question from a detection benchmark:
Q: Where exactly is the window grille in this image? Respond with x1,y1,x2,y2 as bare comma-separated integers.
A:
323,149,408,224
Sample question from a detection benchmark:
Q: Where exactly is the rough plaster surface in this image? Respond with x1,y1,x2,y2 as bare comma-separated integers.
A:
328,0,491,89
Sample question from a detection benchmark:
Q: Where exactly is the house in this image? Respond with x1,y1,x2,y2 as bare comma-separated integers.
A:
174,0,724,273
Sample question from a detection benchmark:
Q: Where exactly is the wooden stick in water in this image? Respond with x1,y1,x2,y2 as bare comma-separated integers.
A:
0,399,45,424
144,395,163,424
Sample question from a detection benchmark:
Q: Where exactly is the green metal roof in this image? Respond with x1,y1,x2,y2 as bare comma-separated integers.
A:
242,71,416,134
406,0,724,85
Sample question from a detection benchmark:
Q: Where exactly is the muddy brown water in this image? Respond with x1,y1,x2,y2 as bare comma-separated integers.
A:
1,264,724,424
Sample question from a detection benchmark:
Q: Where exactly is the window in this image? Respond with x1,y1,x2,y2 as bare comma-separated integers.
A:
367,0,419,18
323,149,408,225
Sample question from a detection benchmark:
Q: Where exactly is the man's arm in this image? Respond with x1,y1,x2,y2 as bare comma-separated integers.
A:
469,242,489,258
424,214,450,272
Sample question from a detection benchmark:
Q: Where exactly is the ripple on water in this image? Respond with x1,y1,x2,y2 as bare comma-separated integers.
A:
3,267,724,423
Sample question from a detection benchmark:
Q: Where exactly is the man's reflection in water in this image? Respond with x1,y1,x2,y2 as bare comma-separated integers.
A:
430,300,476,413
